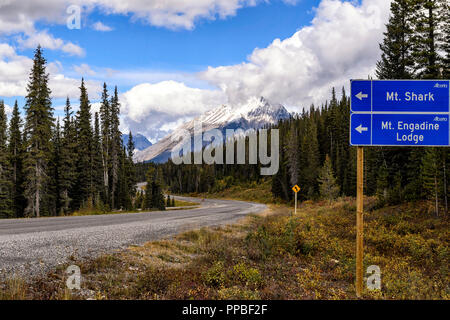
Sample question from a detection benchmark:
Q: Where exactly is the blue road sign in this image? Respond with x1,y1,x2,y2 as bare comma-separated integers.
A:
350,80,450,146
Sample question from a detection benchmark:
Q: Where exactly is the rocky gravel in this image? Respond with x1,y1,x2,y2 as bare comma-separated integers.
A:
0,197,266,279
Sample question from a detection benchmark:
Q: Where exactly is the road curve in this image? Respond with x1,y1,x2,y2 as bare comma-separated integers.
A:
0,197,266,279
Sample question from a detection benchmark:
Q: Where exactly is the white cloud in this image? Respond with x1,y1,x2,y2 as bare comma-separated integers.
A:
50,74,101,99
98,68,212,89
93,0,260,30
121,80,226,140
17,30,85,56
92,21,113,31
0,44,33,96
201,0,392,109
4,103,13,116
0,0,262,33
74,63,96,76
0,44,100,99
282,0,301,5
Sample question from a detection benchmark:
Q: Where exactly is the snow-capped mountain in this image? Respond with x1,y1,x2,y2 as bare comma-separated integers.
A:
122,133,152,151
134,96,291,163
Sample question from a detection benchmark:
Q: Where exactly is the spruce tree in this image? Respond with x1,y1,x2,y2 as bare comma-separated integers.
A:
421,147,440,216
74,78,94,209
60,97,77,214
152,167,165,210
8,101,25,217
376,0,414,79
143,167,155,210
50,120,62,215
100,83,110,205
376,164,389,205
439,0,450,78
302,120,320,198
126,131,136,209
93,112,105,209
0,101,12,218
23,46,54,218
318,155,340,203
110,86,122,209
151,181,166,210
117,147,127,210
411,0,444,78
286,124,299,187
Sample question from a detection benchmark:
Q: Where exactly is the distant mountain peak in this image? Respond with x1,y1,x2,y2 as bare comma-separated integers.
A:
134,97,291,163
122,133,152,151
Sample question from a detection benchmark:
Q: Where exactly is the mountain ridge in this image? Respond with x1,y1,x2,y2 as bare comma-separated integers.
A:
122,133,152,151
134,96,291,163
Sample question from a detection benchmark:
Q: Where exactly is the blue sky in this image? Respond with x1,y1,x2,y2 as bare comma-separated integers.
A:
0,0,389,142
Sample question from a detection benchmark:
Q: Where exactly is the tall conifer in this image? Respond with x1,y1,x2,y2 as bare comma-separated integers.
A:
8,101,25,217
376,0,414,79
110,86,122,209
23,46,54,217
74,79,94,209
0,101,12,218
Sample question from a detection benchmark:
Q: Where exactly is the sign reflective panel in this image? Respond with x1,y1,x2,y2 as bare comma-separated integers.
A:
350,80,450,147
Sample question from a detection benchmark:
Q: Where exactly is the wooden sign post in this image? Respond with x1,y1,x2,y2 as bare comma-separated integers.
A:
292,185,300,215
356,146,364,298
350,79,450,298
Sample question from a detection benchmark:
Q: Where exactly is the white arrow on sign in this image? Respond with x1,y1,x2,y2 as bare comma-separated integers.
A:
355,124,368,134
355,92,368,100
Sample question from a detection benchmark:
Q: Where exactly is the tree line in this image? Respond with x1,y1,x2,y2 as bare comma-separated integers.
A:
0,46,142,218
155,0,449,215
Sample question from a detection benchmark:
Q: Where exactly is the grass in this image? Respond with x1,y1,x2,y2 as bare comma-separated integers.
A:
70,209,142,216
71,199,199,215
188,179,280,204
172,199,199,207
2,197,448,300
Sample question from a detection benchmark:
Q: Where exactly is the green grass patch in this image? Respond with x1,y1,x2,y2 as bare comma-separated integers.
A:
173,199,199,207
188,179,279,204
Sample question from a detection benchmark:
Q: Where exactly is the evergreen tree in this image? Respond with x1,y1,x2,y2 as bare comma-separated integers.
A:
8,101,25,217
375,164,389,205
93,112,105,209
286,123,299,187
302,120,320,198
110,86,122,209
152,167,165,210
151,181,166,210
376,0,414,79
439,0,449,78
74,78,94,209
411,0,444,78
117,147,127,210
99,83,110,205
318,155,340,202
143,167,155,210
49,120,62,215
23,46,54,218
60,97,77,214
0,101,12,218
421,147,440,216
126,131,137,209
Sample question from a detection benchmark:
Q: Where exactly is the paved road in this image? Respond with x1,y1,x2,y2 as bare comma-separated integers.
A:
0,197,266,279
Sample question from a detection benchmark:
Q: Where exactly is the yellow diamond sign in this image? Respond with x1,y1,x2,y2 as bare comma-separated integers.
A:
292,185,300,193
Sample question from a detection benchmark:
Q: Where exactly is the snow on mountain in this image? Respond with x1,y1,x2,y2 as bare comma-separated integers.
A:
122,133,152,151
134,96,291,163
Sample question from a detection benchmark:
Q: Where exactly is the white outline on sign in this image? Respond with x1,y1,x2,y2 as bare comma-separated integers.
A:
350,79,450,147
